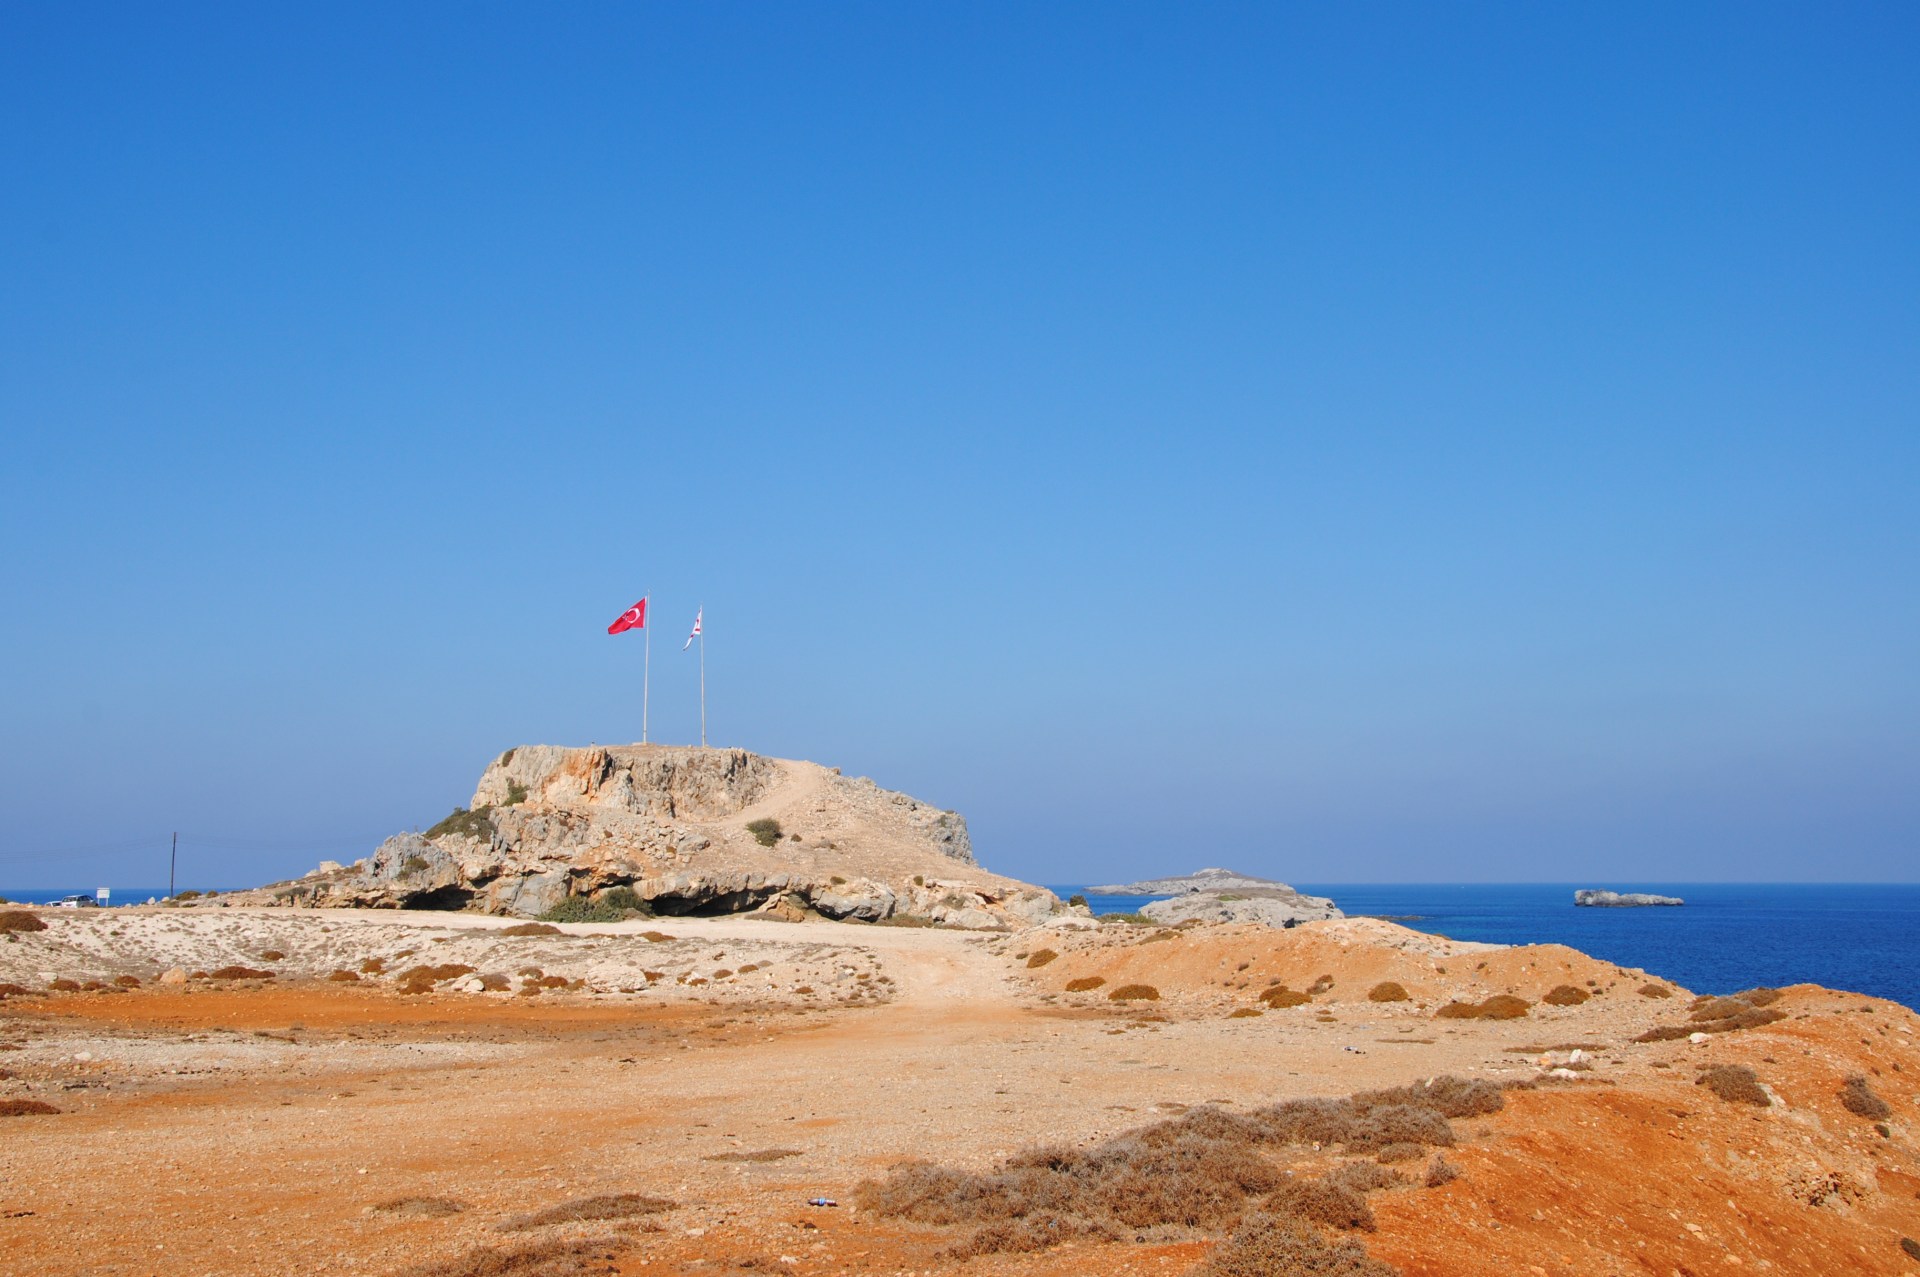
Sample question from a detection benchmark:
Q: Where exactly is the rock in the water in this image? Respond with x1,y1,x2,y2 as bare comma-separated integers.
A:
1575,890,1684,907
1141,888,1341,928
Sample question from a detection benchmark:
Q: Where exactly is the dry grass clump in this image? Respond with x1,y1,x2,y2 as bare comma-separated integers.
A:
1025,949,1059,968
392,1237,623,1277
360,957,387,974
703,1149,802,1163
861,1076,1493,1260
1634,988,1787,1042
259,950,286,962
207,965,275,981
500,1193,675,1232
1542,985,1589,1006
1423,1155,1460,1188
1198,1215,1397,1277
500,923,561,937
328,969,361,982
0,1099,60,1116
113,974,141,987
1228,1008,1263,1019
1065,976,1106,992
1638,982,1673,998
1840,1074,1892,1120
1435,995,1530,1020
0,911,48,933
373,1195,468,1218
1366,982,1409,1003
1261,986,1311,1009
1374,1143,1423,1164
0,983,33,998
1696,1064,1770,1107
48,978,81,992
1109,983,1161,1002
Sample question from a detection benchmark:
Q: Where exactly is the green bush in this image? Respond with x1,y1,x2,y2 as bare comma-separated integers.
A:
538,887,651,924
426,806,495,841
746,818,783,847
1067,894,1088,909
503,779,529,806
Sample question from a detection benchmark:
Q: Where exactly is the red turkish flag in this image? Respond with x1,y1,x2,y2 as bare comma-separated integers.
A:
607,598,647,635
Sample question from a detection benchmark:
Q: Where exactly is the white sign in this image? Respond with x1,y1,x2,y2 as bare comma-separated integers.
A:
96,888,110,903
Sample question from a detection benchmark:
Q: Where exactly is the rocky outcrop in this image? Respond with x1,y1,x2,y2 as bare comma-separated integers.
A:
235,745,1052,928
1141,887,1341,927
1088,867,1326,897
1575,890,1684,907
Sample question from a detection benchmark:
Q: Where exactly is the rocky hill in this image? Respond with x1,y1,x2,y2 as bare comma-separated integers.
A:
232,745,1059,928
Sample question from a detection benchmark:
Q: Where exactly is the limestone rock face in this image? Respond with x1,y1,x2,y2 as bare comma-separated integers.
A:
1141,887,1342,928
241,744,1047,928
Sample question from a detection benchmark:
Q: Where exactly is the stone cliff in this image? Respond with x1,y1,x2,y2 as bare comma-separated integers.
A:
247,745,1057,928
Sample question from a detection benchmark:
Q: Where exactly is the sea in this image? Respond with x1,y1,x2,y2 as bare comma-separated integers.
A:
9,881,1915,1012
1051,882,1920,1012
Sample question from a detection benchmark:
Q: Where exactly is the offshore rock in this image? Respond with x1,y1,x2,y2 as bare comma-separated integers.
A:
1141,888,1342,928
231,744,1055,929
1088,867,1326,897
1575,890,1685,907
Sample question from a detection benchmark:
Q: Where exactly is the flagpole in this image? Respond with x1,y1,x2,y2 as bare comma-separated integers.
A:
642,593,651,745
699,606,707,748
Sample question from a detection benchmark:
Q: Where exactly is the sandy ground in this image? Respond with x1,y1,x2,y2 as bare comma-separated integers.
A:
1,906,1917,1276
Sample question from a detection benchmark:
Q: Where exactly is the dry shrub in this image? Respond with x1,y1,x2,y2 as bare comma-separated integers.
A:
1065,976,1106,992
392,1237,623,1277
1840,1075,1892,1120
208,966,274,981
1542,985,1589,1007
1267,1177,1374,1232
1638,982,1672,998
943,1213,1119,1258
1423,1155,1460,1188
259,950,286,962
1366,982,1409,1003
113,975,141,987
640,931,673,943
1375,1142,1423,1164
1689,996,1751,1021
1634,988,1788,1042
1109,984,1160,1002
0,911,48,933
0,1099,59,1116
1261,986,1311,1009
373,1196,468,1218
1026,949,1059,969
1697,1064,1770,1107
328,969,361,982
1308,975,1335,995
1732,987,1781,1007
0,983,32,997
400,963,477,984
501,923,561,937
1901,1238,1920,1262
47,978,80,992
501,1194,675,1232
1436,996,1529,1020
1228,1008,1263,1019
703,1149,802,1163
1199,1215,1396,1277
480,973,511,991
360,957,387,974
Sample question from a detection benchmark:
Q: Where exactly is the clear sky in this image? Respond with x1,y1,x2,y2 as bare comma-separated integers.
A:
3,3,1916,890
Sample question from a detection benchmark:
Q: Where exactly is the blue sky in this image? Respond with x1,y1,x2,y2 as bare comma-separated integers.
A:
3,3,1915,889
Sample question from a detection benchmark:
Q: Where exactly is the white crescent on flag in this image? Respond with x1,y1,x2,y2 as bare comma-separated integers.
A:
683,608,703,650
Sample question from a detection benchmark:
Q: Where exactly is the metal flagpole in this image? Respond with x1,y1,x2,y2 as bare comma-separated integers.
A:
699,606,707,748
642,594,651,745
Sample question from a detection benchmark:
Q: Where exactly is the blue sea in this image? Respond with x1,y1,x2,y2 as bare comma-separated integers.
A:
1053,883,1920,1012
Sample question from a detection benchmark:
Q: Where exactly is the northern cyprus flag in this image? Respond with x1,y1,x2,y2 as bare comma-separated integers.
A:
683,608,703,650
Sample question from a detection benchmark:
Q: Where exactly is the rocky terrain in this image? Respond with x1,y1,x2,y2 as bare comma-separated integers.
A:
217,746,1059,930
3,902,1916,1277
1576,888,1686,907
1087,866,1344,926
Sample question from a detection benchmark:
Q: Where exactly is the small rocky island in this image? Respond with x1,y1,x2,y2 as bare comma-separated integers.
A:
1087,867,1342,927
1575,889,1684,907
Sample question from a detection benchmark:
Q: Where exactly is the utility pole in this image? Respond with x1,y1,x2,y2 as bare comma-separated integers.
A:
169,832,177,899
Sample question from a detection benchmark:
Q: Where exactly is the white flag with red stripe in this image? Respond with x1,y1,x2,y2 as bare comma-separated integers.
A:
683,608,703,650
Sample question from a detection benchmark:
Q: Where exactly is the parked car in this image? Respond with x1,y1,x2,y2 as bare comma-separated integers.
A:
51,893,98,908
